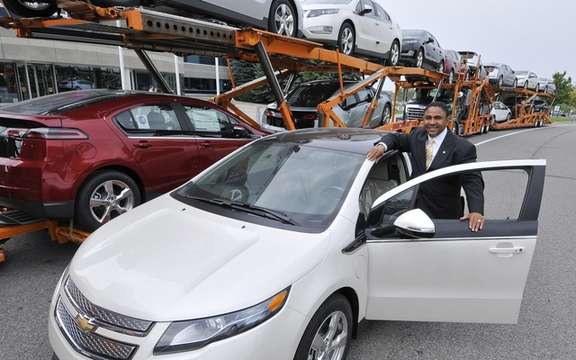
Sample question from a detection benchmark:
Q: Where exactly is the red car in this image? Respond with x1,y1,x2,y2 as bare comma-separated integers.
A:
443,49,462,83
0,90,267,230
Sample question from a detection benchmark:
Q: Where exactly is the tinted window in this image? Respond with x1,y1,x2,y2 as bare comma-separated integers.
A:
286,83,339,107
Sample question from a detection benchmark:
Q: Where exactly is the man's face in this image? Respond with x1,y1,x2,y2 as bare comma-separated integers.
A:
423,106,449,137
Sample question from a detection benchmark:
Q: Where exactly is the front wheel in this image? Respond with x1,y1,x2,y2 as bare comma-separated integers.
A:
416,48,425,68
337,23,355,56
75,170,141,231
2,0,57,17
388,40,400,66
438,60,444,73
294,294,353,360
268,0,297,37
449,70,455,84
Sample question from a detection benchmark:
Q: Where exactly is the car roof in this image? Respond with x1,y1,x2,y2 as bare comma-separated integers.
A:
264,128,384,155
0,89,202,115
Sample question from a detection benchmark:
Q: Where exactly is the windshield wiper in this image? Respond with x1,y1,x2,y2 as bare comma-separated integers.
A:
185,196,298,226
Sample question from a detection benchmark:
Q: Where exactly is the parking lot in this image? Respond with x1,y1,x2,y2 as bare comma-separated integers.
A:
0,124,574,360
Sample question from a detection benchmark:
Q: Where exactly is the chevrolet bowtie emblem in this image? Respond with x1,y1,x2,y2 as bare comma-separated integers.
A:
75,313,96,333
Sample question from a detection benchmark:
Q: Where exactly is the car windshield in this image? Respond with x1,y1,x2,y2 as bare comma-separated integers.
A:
0,90,119,115
286,83,340,107
484,66,497,73
174,139,365,230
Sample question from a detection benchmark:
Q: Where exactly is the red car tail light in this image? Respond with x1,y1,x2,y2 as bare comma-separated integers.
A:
25,128,89,140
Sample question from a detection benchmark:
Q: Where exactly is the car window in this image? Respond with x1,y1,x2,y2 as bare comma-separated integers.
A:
375,4,389,21
183,105,233,136
115,105,181,132
368,168,530,239
356,88,372,103
287,83,339,107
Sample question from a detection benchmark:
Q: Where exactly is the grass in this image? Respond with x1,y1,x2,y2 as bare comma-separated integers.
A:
551,116,576,123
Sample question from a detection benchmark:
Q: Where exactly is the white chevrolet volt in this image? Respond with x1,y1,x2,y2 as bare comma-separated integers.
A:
301,0,402,63
49,129,546,360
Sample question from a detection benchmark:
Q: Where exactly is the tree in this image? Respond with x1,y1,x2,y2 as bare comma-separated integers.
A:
552,71,573,105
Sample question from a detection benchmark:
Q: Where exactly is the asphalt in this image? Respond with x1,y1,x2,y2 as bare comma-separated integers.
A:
1,124,576,360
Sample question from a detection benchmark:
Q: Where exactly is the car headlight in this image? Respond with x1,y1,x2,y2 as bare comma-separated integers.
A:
154,287,290,354
307,9,339,17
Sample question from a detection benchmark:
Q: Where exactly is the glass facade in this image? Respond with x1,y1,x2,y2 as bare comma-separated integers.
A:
0,57,228,104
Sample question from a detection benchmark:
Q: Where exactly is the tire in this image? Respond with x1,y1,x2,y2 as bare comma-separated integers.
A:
293,294,353,360
536,83,540,92
268,0,297,37
498,76,504,88
506,113,512,121
381,103,392,125
524,81,529,89
416,48,425,68
438,60,444,73
75,170,141,231
388,40,400,66
513,79,518,88
337,23,355,56
449,70,455,84
1,0,57,18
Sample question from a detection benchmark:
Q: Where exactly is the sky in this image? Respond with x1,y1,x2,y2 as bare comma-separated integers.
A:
385,0,574,81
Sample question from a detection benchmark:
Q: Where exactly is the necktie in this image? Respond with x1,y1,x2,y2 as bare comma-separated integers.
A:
426,139,435,169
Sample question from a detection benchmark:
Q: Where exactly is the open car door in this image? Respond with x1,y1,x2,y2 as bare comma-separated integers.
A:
364,160,546,324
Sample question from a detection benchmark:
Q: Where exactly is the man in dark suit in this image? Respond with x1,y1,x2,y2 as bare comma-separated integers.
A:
367,102,485,232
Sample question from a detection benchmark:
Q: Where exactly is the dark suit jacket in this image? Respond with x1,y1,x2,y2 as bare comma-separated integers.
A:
379,128,484,219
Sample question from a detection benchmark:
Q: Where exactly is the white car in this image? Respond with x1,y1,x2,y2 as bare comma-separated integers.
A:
301,0,402,63
515,71,540,90
49,129,546,360
491,101,513,123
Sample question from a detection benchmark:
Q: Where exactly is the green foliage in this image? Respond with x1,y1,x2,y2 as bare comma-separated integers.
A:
552,71,573,105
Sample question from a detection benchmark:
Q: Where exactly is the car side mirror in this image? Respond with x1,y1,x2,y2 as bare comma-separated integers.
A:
393,209,435,238
358,6,372,16
424,38,434,45
232,125,251,138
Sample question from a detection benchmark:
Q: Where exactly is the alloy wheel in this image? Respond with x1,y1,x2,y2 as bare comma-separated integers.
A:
340,27,354,55
307,311,348,360
438,61,444,73
390,42,400,66
499,77,503,87
89,180,134,224
274,4,295,36
416,49,424,68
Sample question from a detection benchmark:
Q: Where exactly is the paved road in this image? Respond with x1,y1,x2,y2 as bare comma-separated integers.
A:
1,125,575,360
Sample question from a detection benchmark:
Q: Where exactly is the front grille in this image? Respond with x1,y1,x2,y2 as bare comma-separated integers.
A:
55,298,137,360
64,278,153,336
406,107,425,120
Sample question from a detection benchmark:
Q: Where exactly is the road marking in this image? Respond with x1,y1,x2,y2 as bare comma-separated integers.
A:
474,128,544,147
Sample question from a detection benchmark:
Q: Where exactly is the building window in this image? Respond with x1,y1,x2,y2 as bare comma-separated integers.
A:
132,70,177,92
0,62,20,104
183,78,231,95
55,65,120,92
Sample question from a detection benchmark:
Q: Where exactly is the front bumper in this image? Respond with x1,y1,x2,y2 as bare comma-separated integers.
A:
300,13,342,44
49,290,306,360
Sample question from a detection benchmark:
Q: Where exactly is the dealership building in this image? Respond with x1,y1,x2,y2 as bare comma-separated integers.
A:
0,6,230,104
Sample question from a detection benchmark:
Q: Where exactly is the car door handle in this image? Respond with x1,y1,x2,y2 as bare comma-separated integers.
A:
134,141,152,149
199,142,211,148
489,247,525,256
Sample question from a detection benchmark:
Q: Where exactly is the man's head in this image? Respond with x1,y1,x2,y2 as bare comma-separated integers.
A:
423,101,449,137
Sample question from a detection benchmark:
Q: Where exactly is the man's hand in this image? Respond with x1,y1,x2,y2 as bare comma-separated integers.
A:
367,144,386,161
460,212,485,232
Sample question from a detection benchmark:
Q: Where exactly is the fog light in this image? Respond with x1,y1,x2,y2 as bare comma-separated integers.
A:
308,26,333,34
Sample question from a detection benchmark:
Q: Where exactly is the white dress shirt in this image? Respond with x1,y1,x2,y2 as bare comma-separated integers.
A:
427,128,448,161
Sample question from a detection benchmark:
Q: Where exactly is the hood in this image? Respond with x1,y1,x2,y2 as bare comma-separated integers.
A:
69,195,328,321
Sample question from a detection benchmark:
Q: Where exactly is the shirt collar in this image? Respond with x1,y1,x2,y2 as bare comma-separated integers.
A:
428,127,448,145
